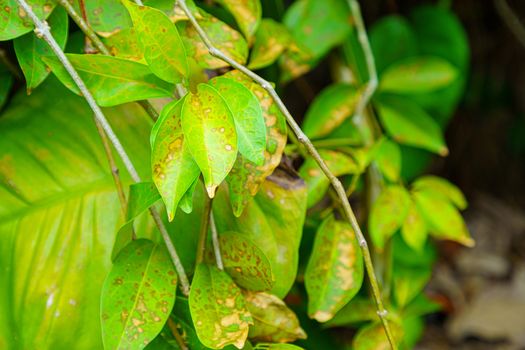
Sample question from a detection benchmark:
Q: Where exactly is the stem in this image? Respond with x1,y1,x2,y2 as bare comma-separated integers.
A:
175,0,396,347
494,0,525,48
195,193,212,266
17,0,190,295
167,317,189,350
210,212,224,270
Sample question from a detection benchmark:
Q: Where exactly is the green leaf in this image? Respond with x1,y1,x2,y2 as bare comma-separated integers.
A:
254,344,304,350
124,1,188,82
243,291,306,343
0,0,55,40
189,264,253,349
152,98,200,219
413,189,474,247
43,54,174,106
14,6,68,92
376,96,448,156
208,76,266,165
102,28,145,62
352,321,403,350
179,176,199,214
380,56,459,94
412,175,467,210
403,294,441,318
373,137,401,182
305,215,364,322
127,182,161,220
72,0,131,36
393,267,431,308
101,239,177,350
215,0,261,40
324,298,378,328
401,199,427,252
182,83,238,198
369,185,411,250
302,84,360,139
248,19,292,70
171,297,210,350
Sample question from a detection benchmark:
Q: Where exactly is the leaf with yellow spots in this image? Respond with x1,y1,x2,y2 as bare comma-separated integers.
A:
401,198,427,252
305,215,364,323
152,98,200,220
243,291,306,343
352,321,404,350
71,0,131,37
101,239,178,350
249,19,293,70
102,28,145,62
215,0,261,41
182,84,238,198
189,264,253,349
124,1,188,83
0,0,56,40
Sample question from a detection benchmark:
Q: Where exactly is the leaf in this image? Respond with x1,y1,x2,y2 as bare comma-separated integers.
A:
125,1,188,82
248,19,292,70
254,343,304,350
376,95,448,156
401,199,427,252
208,76,266,165
413,189,474,247
189,264,253,349
352,321,403,350
43,54,174,106
324,298,378,328
368,185,411,250
278,41,314,83
102,28,145,62
380,56,459,94
171,297,210,350
412,175,467,210
215,0,261,41
14,6,68,92
182,83,238,198
127,182,161,220
243,290,306,343
393,267,431,308
152,98,200,219
302,84,360,139
0,0,55,40
71,0,131,36
305,215,364,322
179,176,199,214
373,137,401,182
101,239,177,350
403,294,441,318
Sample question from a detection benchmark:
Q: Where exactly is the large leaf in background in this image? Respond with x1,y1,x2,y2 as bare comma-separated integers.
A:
249,19,293,70
412,175,467,210
13,6,68,93
305,215,364,322
71,0,131,36
43,54,174,106
101,239,177,350
0,79,151,349
0,0,55,40
214,171,307,298
215,0,261,41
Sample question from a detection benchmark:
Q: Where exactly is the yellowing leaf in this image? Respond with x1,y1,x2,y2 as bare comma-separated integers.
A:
401,199,427,252
352,321,403,350
71,0,131,36
393,267,431,308
373,137,401,182
102,28,145,62
412,175,467,210
216,0,261,41
249,19,292,70
305,215,364,322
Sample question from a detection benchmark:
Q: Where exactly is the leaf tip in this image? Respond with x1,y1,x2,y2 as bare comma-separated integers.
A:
206,185,217,198
439,146,449,157
311,310,333,323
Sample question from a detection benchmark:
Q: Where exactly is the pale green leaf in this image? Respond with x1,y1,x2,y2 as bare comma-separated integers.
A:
127,182,161,221
0,0,55,40
102,28,145,62
248,19,292,70
352,321,403,350
324,298,378,328
254,344,304,350
412,175,467,210
215,0,261,40
373,137,401,182
179,176,199,214
393,267,431,308
71,0,131,36
401,199,427,252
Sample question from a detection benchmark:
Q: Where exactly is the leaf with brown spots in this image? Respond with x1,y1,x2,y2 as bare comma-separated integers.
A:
152,98,200,220
248,19,293,70
189,264,253,349
0,0,56,40
71,0,131,37
181,84,238,198
215,0,261,41
305,215,364,323
102,28,145,62
352,321,404,350
101,239,178,350
124,1,188,83
243,291,306,343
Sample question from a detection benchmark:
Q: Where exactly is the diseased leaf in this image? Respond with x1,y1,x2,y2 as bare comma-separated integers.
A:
412,175,467,210
125,1,188,82
305,215,364,322
279,41,314,83
171,297,210,350
248,19,292,70
14,6,68,92
208,76,266,165
302,84,359,139
401,199,427,252
101,239,177,350
71,0,131,36
324,298,378,328
102,28,145,62
380,56,459,94
181,83,238,198
352,321,403,350
189,264,253,349
152,98,200,219
215,0,261,41
0,0,55,40
43,54,174,106
393,267,432,308
254,344,304,350
369,185,411,250
374,137,401,182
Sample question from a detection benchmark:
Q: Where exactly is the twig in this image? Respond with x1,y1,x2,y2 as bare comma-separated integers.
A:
174,0,396,347
210,212,224,270
16,0,189,295
195,193,212,266
167,317,189,350
494,0,525,48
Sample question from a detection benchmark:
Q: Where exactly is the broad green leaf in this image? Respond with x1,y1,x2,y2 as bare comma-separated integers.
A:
0,69,13,109
380,56,458,94
215,0,261,41
373,137,401,182
352,322,403,350
254,344,304,350
324,298,378,328
299,150,359,208
208,76,266,165
393,267,431,308
0,0,55,40
376,96,448,156
179,176,199,214
412,175,467,209
305,215,364,322
43,54,174,106
403,294,441,318
248,19,292,70
368,185,411,250
127,182,161,220
14,6,68,93
401,199,427,252
152,98,200,219
0,79,152,349
72,0,131,36
101,239,177,350
182,83,238,198
302,84,359,139
189,264,253,349
243,291,306,343
102,28,145,62
413,189,474,247
222,70,287,217
125,1,188,82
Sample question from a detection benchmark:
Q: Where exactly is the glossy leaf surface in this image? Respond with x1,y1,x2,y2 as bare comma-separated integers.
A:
0,0,55,40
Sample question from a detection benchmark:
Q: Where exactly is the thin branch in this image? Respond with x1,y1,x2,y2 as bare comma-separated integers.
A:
495,0,525,48
16,0,189,295
209,212,224,270
175,0,396,348
167,317,189,350
195,194,212,266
